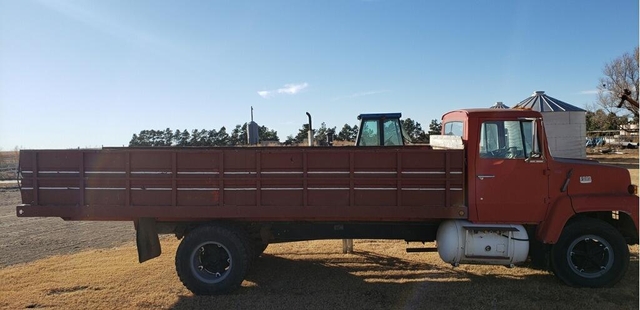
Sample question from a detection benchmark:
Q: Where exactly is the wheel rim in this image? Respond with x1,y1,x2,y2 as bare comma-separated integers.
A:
190,241,232,284
566,234,614,279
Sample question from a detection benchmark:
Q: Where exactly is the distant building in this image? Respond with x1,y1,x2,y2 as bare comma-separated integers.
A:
489,101,510,109
619,123,638,137
512,91,586,158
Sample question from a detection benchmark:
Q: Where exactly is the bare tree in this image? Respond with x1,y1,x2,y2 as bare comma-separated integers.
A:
597,47,639,118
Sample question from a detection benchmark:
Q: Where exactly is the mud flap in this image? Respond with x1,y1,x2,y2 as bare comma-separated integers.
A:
135,218,161,263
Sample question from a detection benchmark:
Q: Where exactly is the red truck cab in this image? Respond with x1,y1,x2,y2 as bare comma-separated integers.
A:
443,109,638,238
442,109,638,287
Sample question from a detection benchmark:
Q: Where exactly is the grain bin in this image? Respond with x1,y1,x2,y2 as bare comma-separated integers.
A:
490,101,510,109
512,91,586,158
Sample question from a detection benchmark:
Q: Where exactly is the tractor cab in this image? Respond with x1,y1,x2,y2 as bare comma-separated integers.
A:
355,113,406,146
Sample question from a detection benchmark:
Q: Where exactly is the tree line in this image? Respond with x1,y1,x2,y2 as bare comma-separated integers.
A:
129,119,443,147
129,123,278,147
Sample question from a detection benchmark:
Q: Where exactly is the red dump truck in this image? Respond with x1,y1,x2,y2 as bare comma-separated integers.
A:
16,109,639,295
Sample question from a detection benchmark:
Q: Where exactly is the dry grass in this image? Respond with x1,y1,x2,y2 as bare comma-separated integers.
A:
0,151,637,309
0,239,637,310
0,151,18,180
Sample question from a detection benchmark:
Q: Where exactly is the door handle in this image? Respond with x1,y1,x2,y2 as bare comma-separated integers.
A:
477,175,495,180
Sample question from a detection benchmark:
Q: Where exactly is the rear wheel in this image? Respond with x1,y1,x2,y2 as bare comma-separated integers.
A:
551,218,629,287
175,225,249,295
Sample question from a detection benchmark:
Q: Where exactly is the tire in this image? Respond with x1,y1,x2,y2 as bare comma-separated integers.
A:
175,225,249,295
551,218,629,288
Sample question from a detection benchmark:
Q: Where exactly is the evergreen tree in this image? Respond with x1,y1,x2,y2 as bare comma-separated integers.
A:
230,123,248,146
428,119,442,135
259,125,279,141
190,129,207,146
128,124,280,147
163,128,174,146
177,129,191,146
215,127,231,146
336,124,358,141
401,118,428,143
129,134,140,146
294,124,311,144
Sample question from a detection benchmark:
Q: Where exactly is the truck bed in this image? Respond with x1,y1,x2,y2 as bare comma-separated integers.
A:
17,147,466,222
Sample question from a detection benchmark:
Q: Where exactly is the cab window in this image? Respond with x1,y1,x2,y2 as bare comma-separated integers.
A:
359,119,380,146
383,119,402,146
443,121,463,136
479,120,534,159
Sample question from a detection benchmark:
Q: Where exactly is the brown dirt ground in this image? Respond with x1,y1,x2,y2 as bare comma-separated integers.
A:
0,152,637,309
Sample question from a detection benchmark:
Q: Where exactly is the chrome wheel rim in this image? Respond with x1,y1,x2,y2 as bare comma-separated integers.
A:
190,241,232,283
566,234,614,279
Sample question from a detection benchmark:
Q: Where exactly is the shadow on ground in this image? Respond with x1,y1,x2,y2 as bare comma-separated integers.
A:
168,250,639,310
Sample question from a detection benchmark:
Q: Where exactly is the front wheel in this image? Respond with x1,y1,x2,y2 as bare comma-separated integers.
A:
175,225,249,295
551,218,629,288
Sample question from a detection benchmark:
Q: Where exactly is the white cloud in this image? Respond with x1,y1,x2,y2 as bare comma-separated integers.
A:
332,89,389,101
257,90,273,98
579,89,600,95
278,83,308,94
258,83,308,98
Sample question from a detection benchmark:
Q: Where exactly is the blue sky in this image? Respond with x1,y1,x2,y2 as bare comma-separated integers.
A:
1,0,638,149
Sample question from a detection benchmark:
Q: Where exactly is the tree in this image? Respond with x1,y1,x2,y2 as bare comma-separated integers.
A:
176,129,191,146
586,109,628,132
402,118,428,143
314,122,336,146
129,134,141,146
129,130,152,146
597,47,639,119
283,135,296,146
213,127,231,146
128,124,279,147
428,119,442,135
326,126,337,144
336,124,358,142
259,125,279,141
189,129,208,146
230,124,248,146
163,128,174,146
294,124,311,144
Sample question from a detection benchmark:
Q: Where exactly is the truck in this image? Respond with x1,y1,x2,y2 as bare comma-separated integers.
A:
16,108,639,295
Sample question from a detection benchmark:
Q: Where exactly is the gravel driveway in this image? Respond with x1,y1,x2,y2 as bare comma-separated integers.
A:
0,189,135,268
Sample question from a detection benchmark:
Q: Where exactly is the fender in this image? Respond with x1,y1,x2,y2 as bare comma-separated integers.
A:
571,194,639,231
536,195,574,244
536,194,640,244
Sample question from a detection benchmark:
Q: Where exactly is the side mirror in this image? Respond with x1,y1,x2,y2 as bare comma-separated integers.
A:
528,120,542,159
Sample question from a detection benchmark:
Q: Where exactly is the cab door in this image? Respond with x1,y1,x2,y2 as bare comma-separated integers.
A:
474,119,549,223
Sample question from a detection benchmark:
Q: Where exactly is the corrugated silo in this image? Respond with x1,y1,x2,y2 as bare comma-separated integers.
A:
512,91,586,158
